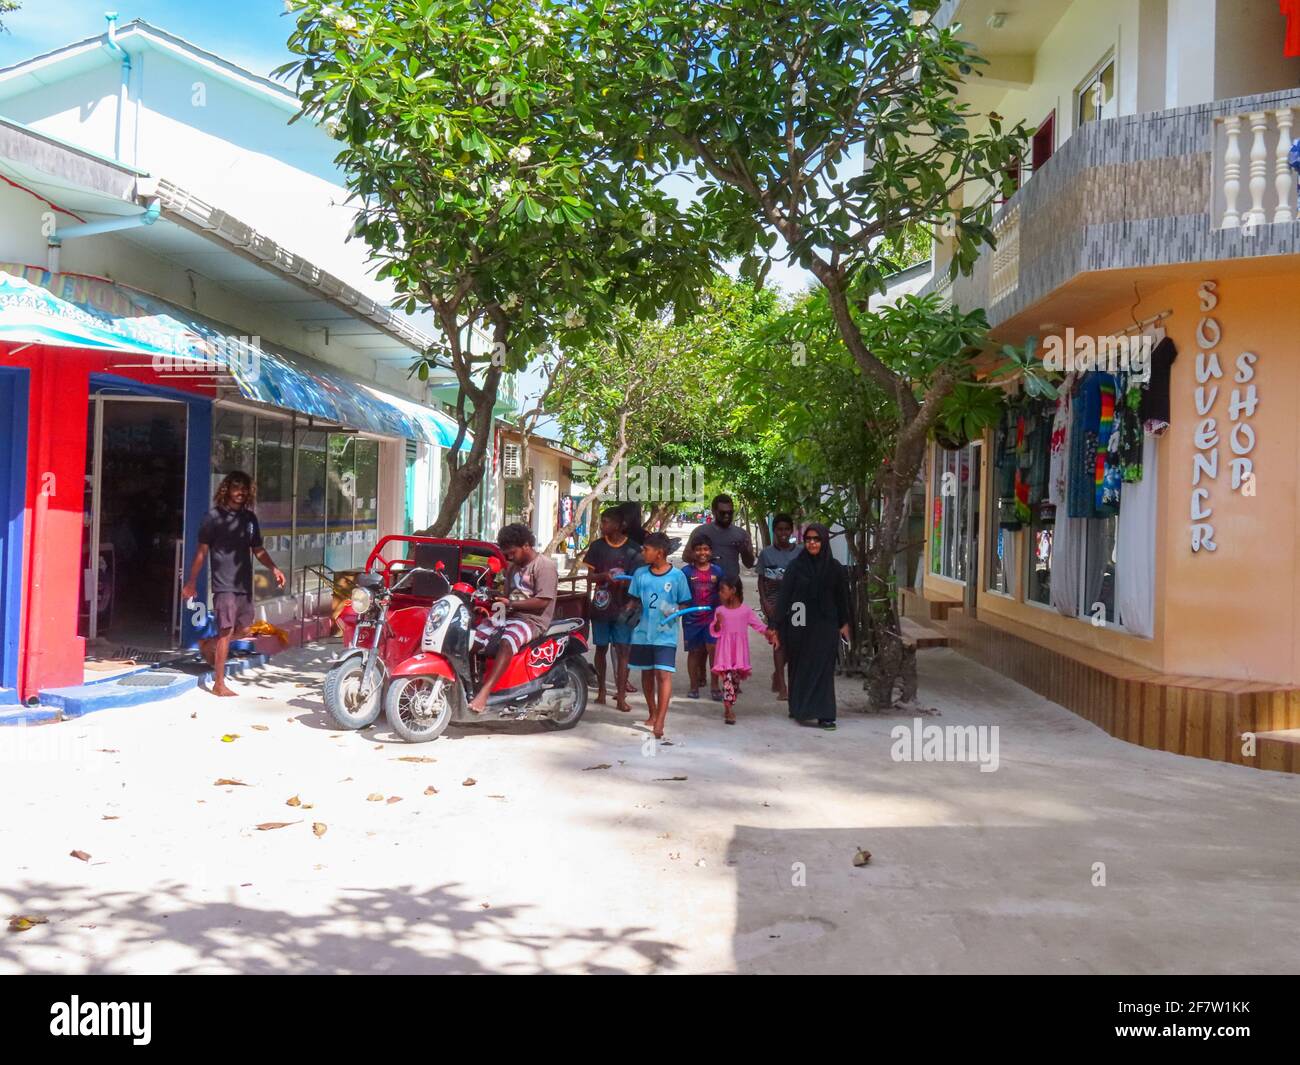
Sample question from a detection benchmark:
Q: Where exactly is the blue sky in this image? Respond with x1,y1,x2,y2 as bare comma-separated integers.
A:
0,1,296,76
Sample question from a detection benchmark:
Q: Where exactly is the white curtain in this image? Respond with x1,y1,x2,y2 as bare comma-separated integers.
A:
1051,515,1085,617
1116,433,1158,638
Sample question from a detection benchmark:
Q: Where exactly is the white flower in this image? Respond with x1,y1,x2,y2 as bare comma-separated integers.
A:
488,54,504,67
490,178,511,199
337,13,358,31
508,145,532,164
501,293,522,311
563,308,586,329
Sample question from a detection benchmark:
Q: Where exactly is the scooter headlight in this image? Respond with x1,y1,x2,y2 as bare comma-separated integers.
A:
423,598,453,644
350,586,373,615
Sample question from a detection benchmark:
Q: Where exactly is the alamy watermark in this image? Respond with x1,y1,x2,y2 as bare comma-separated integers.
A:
602,461,705,503
1041,329,1153,380
890,717,1000,773
149,335,262,383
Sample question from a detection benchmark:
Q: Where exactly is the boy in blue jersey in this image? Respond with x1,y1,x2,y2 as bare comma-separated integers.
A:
627,532,692,740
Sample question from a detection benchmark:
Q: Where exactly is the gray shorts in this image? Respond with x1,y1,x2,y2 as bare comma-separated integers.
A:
213,592,255,635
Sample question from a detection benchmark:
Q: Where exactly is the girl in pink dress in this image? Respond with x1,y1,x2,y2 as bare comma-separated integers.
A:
709,577,776,724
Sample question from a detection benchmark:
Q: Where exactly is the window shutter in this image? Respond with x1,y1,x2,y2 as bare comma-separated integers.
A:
502,442,523,479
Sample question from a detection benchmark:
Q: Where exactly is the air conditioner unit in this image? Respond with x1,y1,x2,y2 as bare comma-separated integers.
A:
502,442,524,480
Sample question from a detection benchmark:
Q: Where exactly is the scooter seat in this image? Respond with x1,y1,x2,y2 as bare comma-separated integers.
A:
530,617,584,645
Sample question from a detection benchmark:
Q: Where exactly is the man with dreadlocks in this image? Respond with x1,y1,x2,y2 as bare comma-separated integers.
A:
183,471,285,697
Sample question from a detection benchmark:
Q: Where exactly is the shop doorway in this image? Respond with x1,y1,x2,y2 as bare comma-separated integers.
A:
81,396,189,655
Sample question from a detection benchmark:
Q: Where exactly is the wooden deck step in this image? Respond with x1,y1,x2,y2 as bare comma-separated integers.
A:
900,616,949,650
1256,730,1300,774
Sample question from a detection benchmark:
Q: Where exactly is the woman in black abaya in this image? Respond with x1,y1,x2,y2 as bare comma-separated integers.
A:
767,524,849,730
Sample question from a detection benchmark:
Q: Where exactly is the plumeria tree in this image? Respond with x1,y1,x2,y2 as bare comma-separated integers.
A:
281,0,717,534
577,0,1030,705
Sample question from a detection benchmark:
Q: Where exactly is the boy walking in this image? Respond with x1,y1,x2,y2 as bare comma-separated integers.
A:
582,507,642,711
627,532,692,740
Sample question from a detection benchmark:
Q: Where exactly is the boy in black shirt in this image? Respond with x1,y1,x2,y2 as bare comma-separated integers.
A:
182,471,285,697
582,508,642,711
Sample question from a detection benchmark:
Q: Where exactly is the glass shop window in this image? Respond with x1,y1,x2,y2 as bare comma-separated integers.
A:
931,444,974,583
295,430,328,591
252,417,294,601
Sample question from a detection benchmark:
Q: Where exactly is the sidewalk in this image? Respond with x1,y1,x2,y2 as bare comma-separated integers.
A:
0,633,1297,974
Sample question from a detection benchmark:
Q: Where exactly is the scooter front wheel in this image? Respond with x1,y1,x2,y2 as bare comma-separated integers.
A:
323,658,385,730
385,674,459,743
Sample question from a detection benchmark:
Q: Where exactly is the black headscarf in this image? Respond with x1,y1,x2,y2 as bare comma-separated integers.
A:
775,523,843,629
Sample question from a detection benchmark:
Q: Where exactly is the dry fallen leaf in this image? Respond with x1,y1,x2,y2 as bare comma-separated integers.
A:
462,778,476,787
853,848,872,867
386,796,402,805
366,793,384,802
251,725,269,732
96,748,119,753
424,786,438,796
312,822,327,838
653,776,688,782
395,756,436,763
583,764,612,771
8,914,48,932
70,850,91,862
101,815,119,821
254,821,300,831
214,778,248,787
190,712,197,719
286,795,302,807
221,734,239,743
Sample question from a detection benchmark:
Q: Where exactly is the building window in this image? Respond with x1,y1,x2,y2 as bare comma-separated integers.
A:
295,429,328,592
931,444,977,583
1077,57,1116,126
353,438,379,568
253,417,294,601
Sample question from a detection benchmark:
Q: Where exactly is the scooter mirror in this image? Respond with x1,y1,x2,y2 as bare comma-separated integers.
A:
487,556,503,574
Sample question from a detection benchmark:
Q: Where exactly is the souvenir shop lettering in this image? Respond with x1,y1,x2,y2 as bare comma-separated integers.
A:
1190,281,1259,554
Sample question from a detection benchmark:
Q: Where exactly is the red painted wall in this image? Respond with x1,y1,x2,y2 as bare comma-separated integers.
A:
2,343,211,698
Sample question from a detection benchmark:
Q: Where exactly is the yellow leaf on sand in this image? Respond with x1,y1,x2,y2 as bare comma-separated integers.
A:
286,795,302,807
8,914,48,932
221,734,239,743
313,823,327,838
366,793,384,802
255,821,300,831
214,779,248,787
251,725,269,732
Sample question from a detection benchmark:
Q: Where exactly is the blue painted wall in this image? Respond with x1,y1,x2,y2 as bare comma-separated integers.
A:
0,368,29,702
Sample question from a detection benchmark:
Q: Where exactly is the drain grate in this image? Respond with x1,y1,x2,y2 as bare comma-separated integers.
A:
115,672,185,688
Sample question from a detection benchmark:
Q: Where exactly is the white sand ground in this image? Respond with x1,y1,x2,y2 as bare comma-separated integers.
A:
1,630,1298,975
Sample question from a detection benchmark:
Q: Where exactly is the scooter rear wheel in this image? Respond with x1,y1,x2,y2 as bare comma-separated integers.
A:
323,658,385,730
385,674,459,743
543,659,589,731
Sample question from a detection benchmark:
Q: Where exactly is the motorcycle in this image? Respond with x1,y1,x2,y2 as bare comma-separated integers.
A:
383,557,595,743
323,535,504,730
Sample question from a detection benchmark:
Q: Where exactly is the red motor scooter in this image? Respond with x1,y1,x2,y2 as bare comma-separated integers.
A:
382,555,594,743
324,536,504,729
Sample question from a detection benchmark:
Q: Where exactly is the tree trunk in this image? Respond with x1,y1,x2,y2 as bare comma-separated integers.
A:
862,435,929,709
421,381,499,537
543,415,630,558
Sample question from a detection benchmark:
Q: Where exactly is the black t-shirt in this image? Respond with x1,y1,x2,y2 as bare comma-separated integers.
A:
198,506,263,595
584,537,643,620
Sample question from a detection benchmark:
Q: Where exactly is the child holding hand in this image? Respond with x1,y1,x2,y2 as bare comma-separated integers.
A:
708,576,775,725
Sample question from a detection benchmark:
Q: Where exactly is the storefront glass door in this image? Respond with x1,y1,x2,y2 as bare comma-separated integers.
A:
81,396,189,652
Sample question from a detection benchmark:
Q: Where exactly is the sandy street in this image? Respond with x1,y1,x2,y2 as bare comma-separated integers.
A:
1,631,1298,975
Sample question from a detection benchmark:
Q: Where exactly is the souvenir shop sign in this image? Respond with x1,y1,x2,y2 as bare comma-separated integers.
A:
1190,281,1259,553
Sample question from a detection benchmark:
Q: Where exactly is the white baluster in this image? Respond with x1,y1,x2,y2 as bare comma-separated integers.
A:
1248,110,1269,228
1275,107,1294,225
1223,115,1243,228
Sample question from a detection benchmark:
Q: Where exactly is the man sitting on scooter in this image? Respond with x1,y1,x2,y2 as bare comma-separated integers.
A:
467,523,558,714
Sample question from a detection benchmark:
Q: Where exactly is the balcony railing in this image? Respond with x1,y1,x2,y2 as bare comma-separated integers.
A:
921,86,1300,328
1214,106,1296,229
